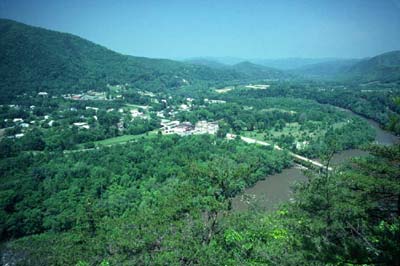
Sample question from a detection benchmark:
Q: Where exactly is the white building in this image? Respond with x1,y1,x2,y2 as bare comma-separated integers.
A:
194,121,219,135
73,122,90,129
86,106,99,112
179,104,190,111
295,141,309,150
130,109,145,119
204,99,226,104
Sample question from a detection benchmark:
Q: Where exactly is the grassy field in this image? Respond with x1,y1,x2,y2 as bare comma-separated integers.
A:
242,121,347,145
95,131,158,146
73,131,159,149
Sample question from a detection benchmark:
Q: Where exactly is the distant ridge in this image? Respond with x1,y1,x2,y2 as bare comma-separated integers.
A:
1,18,399,102
0,19,267,101
290,51,400,83
185,59,287,79
347,50,400,83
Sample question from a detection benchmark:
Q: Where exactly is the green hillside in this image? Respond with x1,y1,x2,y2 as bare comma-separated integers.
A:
292,51,400,83
186,58,287,80
347,50,400,83
0,19,245,102
291,59,360,79
231,61,286,80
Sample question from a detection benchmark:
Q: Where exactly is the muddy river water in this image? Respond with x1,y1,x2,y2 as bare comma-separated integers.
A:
232,111,399,212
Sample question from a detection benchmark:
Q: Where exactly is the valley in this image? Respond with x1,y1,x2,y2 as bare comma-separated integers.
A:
0,18,399,266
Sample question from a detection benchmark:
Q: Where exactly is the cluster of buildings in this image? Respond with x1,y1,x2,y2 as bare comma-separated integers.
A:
161,120,219,136
204,98,226,104
130,109,147,119
63,91,107,101
244,84,270,90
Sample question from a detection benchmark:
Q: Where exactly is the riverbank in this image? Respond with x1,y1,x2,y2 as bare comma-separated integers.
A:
232,111,399,212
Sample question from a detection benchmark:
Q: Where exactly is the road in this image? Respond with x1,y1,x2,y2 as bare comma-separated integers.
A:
227,133,332,171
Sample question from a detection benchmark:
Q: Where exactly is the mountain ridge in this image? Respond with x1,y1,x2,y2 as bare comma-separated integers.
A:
0,19,249,101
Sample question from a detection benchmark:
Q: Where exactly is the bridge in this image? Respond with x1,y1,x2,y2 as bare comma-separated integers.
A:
227,134,332,171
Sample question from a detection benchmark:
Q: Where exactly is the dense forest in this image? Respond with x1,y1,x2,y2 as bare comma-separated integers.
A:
224,83,400,135
1,136,399,265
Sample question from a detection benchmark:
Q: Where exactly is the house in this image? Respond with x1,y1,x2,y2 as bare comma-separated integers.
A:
165,122,194,136
179,104,190,111
161,120,219,136
86,106,99,112
38,92,48,97
71,94,82,100
194,121,219,135
117,121,124,131
73,122,90,129
295,141,309,150
130,109,145,118
161,120,180,134
13,118,23,123
205,99,226,104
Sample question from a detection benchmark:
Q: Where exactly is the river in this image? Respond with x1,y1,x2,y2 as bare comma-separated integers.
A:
232,111,399,212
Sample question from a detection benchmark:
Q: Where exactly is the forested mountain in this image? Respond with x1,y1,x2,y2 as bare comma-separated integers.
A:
230,61,286,80
185,58,287,80
184,56,245,66
253,57,344,70
185,51,400,84
185,57,347,70
184,58,229,69
291,59,360,79
0,19,248,101
292,51,400,83
347,50,400,83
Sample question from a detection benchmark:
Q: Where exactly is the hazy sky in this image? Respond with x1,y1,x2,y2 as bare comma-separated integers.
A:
1,0,399,59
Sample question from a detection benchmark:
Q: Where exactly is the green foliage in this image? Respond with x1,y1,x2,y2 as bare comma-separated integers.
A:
0,135,291,265
0,19,269,103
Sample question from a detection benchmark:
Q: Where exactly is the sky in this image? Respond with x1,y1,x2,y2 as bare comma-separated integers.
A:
0,0,399,59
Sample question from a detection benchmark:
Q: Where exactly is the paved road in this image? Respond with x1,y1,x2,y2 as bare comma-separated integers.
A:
227,133,332,171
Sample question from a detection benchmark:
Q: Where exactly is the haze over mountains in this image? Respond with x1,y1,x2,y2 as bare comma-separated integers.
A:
184,57,358,70
186,53,400,84
1,18,400,102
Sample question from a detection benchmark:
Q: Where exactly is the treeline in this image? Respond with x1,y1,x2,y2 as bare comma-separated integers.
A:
228,82,400,134
0,135,291,238
1,137,398,265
